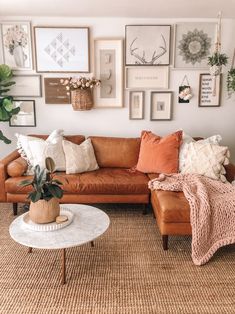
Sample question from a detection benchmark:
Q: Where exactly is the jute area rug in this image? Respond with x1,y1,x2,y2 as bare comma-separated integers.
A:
1,203,235,314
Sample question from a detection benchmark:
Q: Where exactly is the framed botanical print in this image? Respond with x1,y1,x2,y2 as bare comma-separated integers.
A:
174,23,216,69
34,27,90,72
0,21,33,70
5,75,42,97
94,38,123,108
9,100,36,127
150,92,172,120
125,25,171,66
198,73,221,107
129,91,144,120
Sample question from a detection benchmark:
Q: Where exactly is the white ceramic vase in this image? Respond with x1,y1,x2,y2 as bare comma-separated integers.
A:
13,45,26,67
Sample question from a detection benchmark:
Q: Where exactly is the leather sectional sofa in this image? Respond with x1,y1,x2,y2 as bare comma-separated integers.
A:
1,134,235,250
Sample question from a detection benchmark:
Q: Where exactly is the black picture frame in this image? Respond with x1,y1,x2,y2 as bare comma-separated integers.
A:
9,100,36,127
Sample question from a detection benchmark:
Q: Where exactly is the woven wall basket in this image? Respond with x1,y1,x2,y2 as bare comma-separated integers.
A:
71,89,93,111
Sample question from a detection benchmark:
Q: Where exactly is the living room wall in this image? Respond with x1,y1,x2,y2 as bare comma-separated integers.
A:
1,16,235,161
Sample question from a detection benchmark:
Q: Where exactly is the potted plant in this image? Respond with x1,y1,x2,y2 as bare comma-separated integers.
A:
19,157,64,224
227,68,235,97
61,77,100,111
0,64,20,143
208,52,228,76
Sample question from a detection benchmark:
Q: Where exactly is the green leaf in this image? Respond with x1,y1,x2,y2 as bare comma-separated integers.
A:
0,64,13,81
51,179,63,185
45,157,55,173
0,130,11,144
11,107,20,115
0,107,10,121
0,81,15,88
28,191,42,203
47,184,63,199
3,98,13,112
18,179,33,187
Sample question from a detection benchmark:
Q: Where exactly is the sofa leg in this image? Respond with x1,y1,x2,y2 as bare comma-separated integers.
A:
142,204,148,215
13,203,18,216
162,235,168,250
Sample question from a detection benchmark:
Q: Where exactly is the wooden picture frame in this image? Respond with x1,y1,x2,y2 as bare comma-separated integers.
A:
93,38,123,108
44,78,70,104
5,75,42,97
198,73,221,107
34,26,90,73
9,100,36,127
150,91,172,121
125,25,171,66
129,91,144,120
125,66,169,89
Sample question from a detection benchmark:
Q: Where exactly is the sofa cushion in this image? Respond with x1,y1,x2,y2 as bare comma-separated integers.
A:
5,168,149,195
30,134,85,146
7,157,28,177
89,136,141,168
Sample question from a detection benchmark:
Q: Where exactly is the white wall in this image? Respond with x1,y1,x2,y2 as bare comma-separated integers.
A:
1,17,235,162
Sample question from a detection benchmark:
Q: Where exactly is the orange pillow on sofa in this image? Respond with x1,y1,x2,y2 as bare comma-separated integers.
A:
136,130,182,174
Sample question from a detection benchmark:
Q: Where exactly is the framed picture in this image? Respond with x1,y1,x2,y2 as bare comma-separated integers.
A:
44,78,70,104
9,100,36,127
125,66,169,89
94,38,123,108
150,92,172,121
125,25,171,66
5,75,42,97
129,91,144,120
34,27,90,72
198,73,221,107
0,21,33,70
174,23,216,69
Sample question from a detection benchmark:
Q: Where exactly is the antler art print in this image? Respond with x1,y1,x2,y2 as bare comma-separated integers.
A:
130,34,167,65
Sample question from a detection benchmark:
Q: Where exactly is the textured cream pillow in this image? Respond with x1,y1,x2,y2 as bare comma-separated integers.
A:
62,138,99,174
181,142,230,182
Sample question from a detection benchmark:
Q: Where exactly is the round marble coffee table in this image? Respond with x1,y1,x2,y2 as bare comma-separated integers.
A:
9,204,110,285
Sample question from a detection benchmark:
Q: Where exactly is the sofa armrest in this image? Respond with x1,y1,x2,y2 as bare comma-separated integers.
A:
225,163,235,183
0,150,20,201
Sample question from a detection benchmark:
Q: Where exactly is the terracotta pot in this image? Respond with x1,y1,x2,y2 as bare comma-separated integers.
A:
29,198,60,224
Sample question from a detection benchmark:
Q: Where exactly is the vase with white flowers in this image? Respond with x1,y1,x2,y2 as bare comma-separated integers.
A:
61,77,100,111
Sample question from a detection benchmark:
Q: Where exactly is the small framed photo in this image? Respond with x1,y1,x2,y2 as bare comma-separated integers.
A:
198,73,221,107
5,75,42,97
34,26,90,72
125,25,171,66
129,91,144,120
94,38,123,108
44,77,70,104
9,100,36,127
0,21,33,70
150,92,172,121
125,66,169,89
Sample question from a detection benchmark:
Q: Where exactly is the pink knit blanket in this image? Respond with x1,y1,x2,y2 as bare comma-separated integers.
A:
149,173,235,266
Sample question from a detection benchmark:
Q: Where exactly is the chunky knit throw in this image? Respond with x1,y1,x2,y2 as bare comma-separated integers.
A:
149,173,235,266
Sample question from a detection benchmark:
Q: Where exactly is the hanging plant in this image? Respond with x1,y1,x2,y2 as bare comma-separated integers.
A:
208,52,228,76
227,49,235,97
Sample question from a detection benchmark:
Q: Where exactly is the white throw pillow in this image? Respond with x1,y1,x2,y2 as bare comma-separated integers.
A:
180,141,230,182
62,138,99,174
16,129,66,171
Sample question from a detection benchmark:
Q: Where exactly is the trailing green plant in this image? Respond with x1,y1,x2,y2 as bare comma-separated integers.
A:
208,52,228,66
19,157,64,203
0,64,20,144
227,68,235,96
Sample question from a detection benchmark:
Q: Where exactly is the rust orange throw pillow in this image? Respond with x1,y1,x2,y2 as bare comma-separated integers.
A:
136,130,182,174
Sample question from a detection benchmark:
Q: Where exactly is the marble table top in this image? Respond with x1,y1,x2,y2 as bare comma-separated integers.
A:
9,204,110,250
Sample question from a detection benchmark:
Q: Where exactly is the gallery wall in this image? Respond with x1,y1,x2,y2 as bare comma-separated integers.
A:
0,16,235,161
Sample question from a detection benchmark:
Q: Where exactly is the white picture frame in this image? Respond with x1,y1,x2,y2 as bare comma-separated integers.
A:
129,91,144,120
5,75,42,97
125,25,171,66
34,27,90,73
9,100,36,127
0,21,33,71
150,91,172,121
199,73,221,107
174,23,217,69
125,66,169,89
94,38,123,108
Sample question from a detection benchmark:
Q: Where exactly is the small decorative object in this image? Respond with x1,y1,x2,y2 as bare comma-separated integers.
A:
199,73,221,107
174,22,216,69
129,91,144,120
5,75,42,97
1,21,33,70
150,92,172,121
0,64,20,144
178,75,193,103
19,157,64,224
44,77,70,104
61,77,100,111
56,215,68,224
9,100,36,127
34,27,90,72
125,25,171,65
227,49,235,98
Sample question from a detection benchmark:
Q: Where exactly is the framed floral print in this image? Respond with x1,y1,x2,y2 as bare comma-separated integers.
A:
0,21,33,70
34,27,90,73
174,23,217,69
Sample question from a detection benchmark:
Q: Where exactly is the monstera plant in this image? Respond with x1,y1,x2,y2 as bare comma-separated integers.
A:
0,64,19,144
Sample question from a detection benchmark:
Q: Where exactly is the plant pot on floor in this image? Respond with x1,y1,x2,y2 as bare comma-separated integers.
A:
71,89,93,111
29,198,60,224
